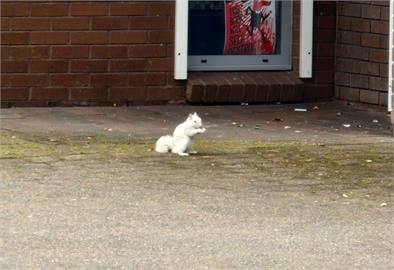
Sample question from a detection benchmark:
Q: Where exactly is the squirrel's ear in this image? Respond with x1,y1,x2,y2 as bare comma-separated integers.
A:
188,113,193,119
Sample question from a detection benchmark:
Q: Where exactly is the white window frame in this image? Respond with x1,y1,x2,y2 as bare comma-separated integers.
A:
174,0,314,80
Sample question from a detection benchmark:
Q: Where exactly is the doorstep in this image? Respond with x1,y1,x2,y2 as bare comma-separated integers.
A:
186,71,304,104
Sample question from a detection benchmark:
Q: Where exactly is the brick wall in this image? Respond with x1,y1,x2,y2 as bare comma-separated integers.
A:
1,1,337,107
335,1,389,106
294,1,336,100
1,1,183,106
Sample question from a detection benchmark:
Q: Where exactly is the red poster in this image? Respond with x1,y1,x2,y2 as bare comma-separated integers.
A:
224,0,276,55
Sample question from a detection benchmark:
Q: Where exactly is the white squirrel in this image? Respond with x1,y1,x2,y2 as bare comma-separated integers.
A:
155,112,206,156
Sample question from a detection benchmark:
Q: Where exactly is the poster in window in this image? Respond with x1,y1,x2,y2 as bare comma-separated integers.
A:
188,0,277,56
225,0,276,55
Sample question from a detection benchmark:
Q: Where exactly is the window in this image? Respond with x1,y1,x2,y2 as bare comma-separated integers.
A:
188,0,292,71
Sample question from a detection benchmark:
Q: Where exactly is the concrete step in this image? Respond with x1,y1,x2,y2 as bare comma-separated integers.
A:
186,71,304,104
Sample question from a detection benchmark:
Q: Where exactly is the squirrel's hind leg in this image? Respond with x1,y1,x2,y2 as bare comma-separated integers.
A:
172,138,189,156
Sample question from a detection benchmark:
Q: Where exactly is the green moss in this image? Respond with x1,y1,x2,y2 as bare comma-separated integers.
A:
1,130,392,193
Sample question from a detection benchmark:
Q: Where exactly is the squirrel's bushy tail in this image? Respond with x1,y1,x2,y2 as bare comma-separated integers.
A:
155,135,173,153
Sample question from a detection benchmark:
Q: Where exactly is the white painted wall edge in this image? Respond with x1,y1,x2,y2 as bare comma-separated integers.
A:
174,0,188,80
299,0,314,78
388,0,393,112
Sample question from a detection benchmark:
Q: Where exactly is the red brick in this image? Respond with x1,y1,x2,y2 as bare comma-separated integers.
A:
71,60,108,73
373,1,390,7
52,46,89,59
369,76,387,91
313,71,333,84
70,32,108,44
110,3,146,16
110,60,147,72
314,2,336,16
379,92,388,106
166,44,174,57
340,3,361,17
2,46,50,60
129,17,168,29
292,14,302,30
335,72,350,86
1,32,29,45
361,62,380,76
2,74,49,87
369,49,388,63
149,30,174,43
303,84,333,101
362,5,380,19
1,18,10,31
228,82,245,103
186,81,205,103
292,29,300,45
336,58,380,76
240,74,257,102
146,73,167,86
128,73,146,86
0,88,29,100
129,44,166,57
10,18,50,30
313,57,334,71
317,29,336,43
109,87,146,101
31,88,68,101
31,32,68,45
127,72,168,87
316,16,336,29
110,31,146,44
70,3,108,16
30,60,68,73
91,74,128,87
51,74,90,87
146,86,184,101
336,44,369,60
339,86,360,102
215,79,231,103
350,74,369,88
166,72,185,87
168,17,175,29
1,3,29,17
92,17,129,30
316,43,335,57
200,76,218,103
380,63,388,77
361,33,381,48
52,18,90,30
360,89,379,104
351,18,370,32
148,2,175,16
371,20,389,35
379,35,388,49
91,46,128,59
147,58,173,72
381,7,389,20
70,88,108,101
31,4,69,17
2,61,29,73
339,31,360,45
338,16,351,30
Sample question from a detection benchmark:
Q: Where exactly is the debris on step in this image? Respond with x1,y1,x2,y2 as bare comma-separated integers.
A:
294,108,307,112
